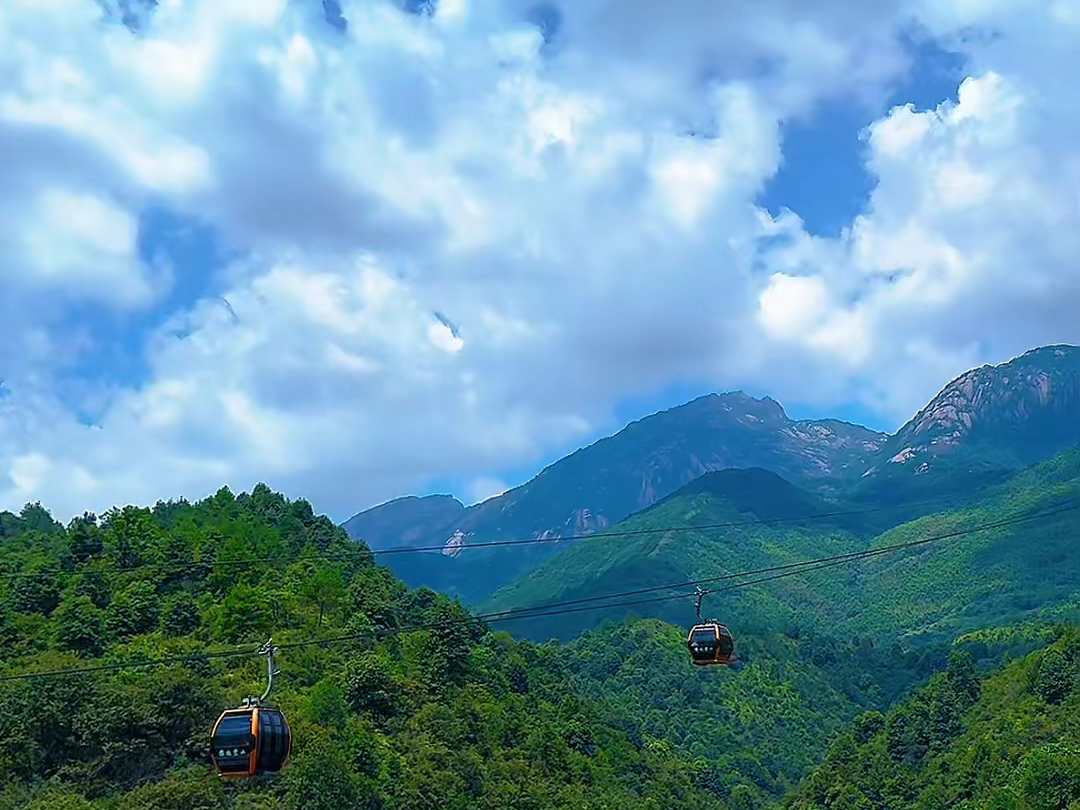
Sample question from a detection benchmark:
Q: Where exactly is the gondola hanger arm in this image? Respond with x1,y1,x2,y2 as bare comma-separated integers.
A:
694,586,709,621
242,637,280,707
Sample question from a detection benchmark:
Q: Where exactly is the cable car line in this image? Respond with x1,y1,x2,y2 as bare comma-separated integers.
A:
481,546,946,625
0,499,1072,685
0,554,896,686
0,489,995,584
475,553,863,626
445,500,1080,620
0,556,864,686
0,557,859,686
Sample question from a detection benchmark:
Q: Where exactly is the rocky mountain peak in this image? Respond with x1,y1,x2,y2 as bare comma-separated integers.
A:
687,391,789,422
868,344,1080,477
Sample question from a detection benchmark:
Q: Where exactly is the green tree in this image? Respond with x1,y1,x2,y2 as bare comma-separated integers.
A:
160,592,201,637
116,767,224,810
984,788,1026,809
283,731,374,810
54,594,106,657
19,502,61,534
106,580,160,638
304,516,341,552
1032,648,1076,704
10,564,61,616
210,583,273,643
71,567,111,609
345,653,402,722
946,649,982,706
307,677,348,730
22,792,95,810
301,565,346,628
854,710,885,743
66,513,102,563
1016,745,1080,810
102,506,162,568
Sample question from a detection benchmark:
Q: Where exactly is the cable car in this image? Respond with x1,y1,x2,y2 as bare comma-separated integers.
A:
687,587,736,667
687,622,735,666
211,639,293,779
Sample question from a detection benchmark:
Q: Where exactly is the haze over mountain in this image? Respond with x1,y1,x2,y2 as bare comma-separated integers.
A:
345,344,1080,605
343,391,887,601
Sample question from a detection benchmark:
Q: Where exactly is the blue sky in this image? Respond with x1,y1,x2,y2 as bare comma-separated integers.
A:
1,0,1078,521
760,37,967,239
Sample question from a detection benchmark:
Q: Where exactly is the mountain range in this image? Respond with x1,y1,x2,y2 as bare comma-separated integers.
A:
344,344,1080,607
483,446,1080,644
344,390,888,547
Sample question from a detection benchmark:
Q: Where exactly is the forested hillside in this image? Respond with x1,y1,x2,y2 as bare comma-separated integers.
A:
0,486,727,810
343,392,888,603
558,620,949,809
483,468,874,642
805,448,1080,642
3,476,1079,810
486,450,1080,646
785,625,1080,809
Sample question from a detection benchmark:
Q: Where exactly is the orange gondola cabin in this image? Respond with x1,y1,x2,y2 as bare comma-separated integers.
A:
686,622,735,666
686,587,735,666
210,705,292,778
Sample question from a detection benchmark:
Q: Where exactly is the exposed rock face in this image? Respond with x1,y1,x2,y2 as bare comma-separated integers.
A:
443,529,467,557
865,345,1080,478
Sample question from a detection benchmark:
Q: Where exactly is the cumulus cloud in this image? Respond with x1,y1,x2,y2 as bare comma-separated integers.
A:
0,0,1077,521
755,19,1080,419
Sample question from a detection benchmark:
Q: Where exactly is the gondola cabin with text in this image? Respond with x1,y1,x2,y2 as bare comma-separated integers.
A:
210,639,293,778
687,587,735,666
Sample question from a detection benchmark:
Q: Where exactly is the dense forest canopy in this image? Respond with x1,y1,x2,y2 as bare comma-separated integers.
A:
0,485,726,810
785,626,1080,810
2,480,1079,810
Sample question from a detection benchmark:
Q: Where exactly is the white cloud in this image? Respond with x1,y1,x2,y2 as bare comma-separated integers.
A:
466,476,510,505
0,0,1077,521
14,188,156,304
753,18,1080,420
759,274,831,340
